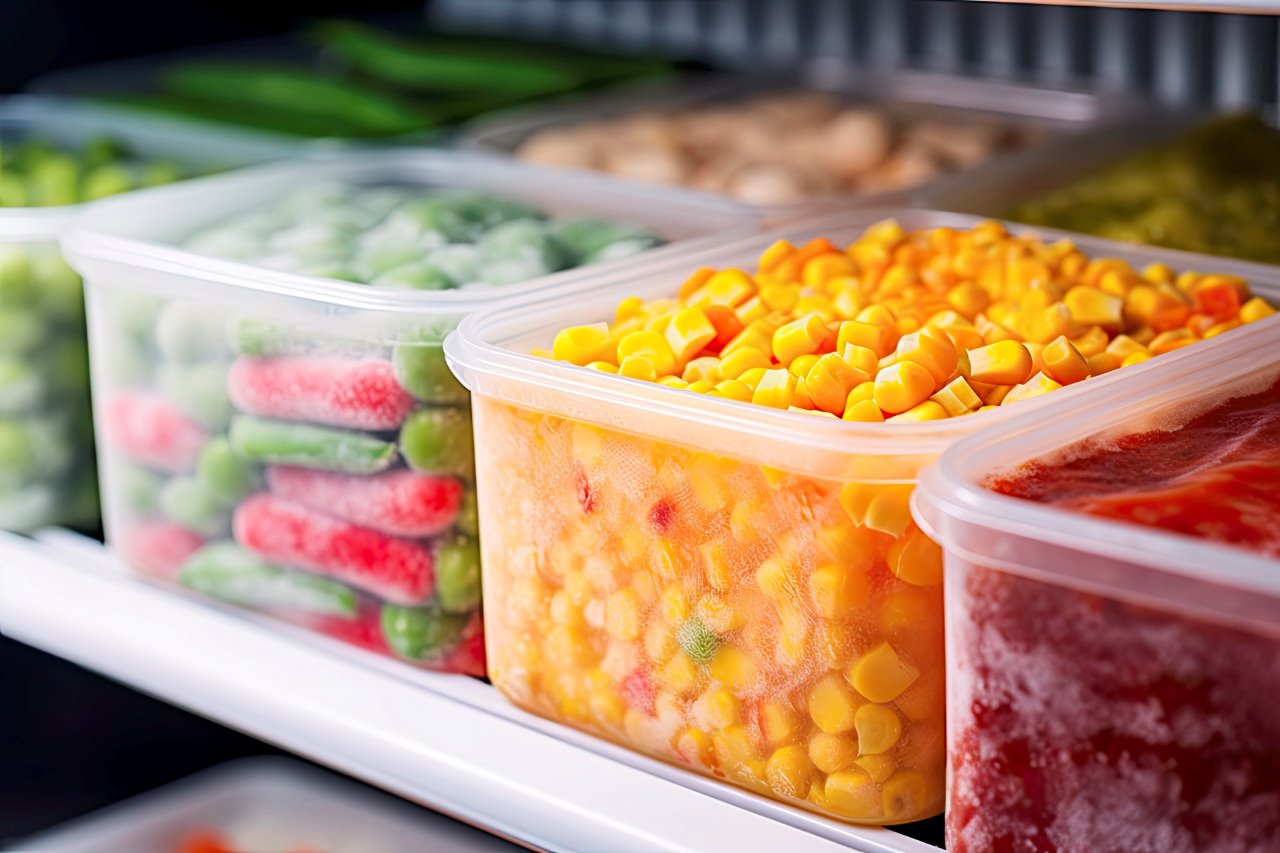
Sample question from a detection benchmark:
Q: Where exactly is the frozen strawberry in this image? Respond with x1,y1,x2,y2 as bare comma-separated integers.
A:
619,666,656,716
119,520,204,581
104,392,208,473
265,465,462,538
307,601,391,657
227,356,414,431
233,494,434,604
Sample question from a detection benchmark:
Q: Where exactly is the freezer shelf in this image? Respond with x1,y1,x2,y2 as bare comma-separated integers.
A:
0,529,937,853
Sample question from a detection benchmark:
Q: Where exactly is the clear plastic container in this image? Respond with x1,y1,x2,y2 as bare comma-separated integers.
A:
63,149,756,675
0,95,302,533
912,316,1280,852
445,208,1280,826
461,66,1145,222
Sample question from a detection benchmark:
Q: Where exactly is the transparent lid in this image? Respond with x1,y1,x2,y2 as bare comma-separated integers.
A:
0,94,305,242
61,148,758,315
913,316,1280,635
447,207,1280,482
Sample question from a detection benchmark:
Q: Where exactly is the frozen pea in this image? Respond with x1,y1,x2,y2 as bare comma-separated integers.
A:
586,236,662,264
399,407,473,475
273,183,358,218
454,192,543,229
392,340,468,405
180,541,357,618
31,252,85,327
230,415,397,474
0,357,42,414
155,302,231,363
116,462,163,515
82,164,135,201
0,308,47,355
160,362,233,431
196,436,257,506
478,218,567,271
380,602,469,663
435,535,481,614
372,261,454,290
158,476,228,538
677,616,719,664
425,244,481,287
455,487,478,537
0,248,36,307
550,219,661,265
390,196,479,243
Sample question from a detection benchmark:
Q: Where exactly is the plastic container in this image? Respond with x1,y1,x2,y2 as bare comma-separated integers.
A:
63,150,756,675
0,96,302,533
8,756,518,851
461,66,1145,221
912,317,1280,852
445,207,1280,826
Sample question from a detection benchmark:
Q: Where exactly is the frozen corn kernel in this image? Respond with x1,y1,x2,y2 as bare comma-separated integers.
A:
1242,296,1276,324
882,771,929,821
843,398,884,423
719,347,770,380
837,320,895,359
772,314,829,365
930,376,981,416
554,323,615,366
967,340,1033,386
617,331,678,376
808,732,859,774
665,308,719,363
1041,336,1089,385
1064,286,1124,331
807,353,868,415
851,642,919,703
1122,351,1152,368
825,770,882,818
886,524,944,586
873,361,936,415
752,369,796,409
854,703,902,755
709,645,757,691
766,744,816,799
1004,371,1064,405
887,400,948,422
619,355,657,381
809,673,861,734
855,753,896,784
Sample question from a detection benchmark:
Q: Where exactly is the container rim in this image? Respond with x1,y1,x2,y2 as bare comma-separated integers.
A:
447,207,1280,461
913,315,1280,601
60,147,758,314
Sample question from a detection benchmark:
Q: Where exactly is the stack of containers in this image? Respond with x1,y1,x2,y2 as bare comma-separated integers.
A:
0,96,300,532
446,209,1280,825
63,151,756,673
914,318,1280,851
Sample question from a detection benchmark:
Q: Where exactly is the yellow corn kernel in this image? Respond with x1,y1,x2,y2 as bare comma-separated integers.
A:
1064,285,1124,330
553,322,615,366
1204,319,1241,338
788,353,821,378
886,525,944,586
894,331,958,385
1086,351,1122,375
675,727,716,768
1150,328,1197,355
855,703,903,756
658,376,689,389
975,313,1017,345
719,346,770,380
766,745,816,799
887,400,948,422
840,343,880,378
1041,336,1090,385
1121,351,1152,368
755,555,790,599
894,666,945,724
704,686,741,728
837,320,896,359
709,645,757,691
686,379,716,394
1125,284,1190,331
862,484,914,537
760,698,801,746
710,379,753,403
851,642,920,703
678,267,716,301
617,330,678,376
946,282,989,319
1141,262,1175,285
660,654,702,697
545,623,593,669
873,360,936,415
692,269,756,309
772,313,828,365
646,310,676,334
664,307,718,363
619,355,658,381
736,367,767,390
824,769,883,819
759,281,799,313
803,353,866,415
644,618,678,665
864,218,907,246
843,398,885,423
1070,325,1107,357
734,295,768,325
759,239,796,274
1003,371,1064,405
808,673,862,734
1241,296,1276,324
605,588,642,641
752,369,796,409
967,340,1033,386
811,561,872,619
882,771,929,821
930,376,981,416
585,360,619,374
615,295,646,322
855,753,896,784
660,584,689,626
809,732,859,774
1105,334,1147,358
804,253,856,286
712,724,758,773
682,356,721,383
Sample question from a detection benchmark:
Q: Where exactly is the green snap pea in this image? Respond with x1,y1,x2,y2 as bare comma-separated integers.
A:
399,407,473,475
159,476,229,537
392,340,468,405
435,535,481,614
159,362,233,431
180,541,357,617
380,602,470,663
229,415,397,474
196,436,257,507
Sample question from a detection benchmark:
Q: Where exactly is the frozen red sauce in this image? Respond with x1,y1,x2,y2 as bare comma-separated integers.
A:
948,376,1280,853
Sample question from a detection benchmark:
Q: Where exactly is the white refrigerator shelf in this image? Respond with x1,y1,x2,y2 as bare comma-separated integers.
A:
0,529,940,853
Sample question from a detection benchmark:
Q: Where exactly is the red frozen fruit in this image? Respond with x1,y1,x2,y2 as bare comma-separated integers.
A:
265,465,462,538
574,465,595,514
227,356,414,431
619,667,656,716
648,499,675,534
233,494,434,604
119,520,204,581
104,392,208,473
308,601,391,657
437,611,487,677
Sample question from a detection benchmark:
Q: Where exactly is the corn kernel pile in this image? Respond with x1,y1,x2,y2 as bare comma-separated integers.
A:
551,219,1275,420
471,220,1275,826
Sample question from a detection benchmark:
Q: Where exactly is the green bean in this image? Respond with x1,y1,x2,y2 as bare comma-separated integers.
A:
180,541,358,617
229,415,397,474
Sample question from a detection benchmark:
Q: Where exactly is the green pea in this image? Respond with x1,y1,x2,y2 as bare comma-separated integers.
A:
159,475,228,537
677,616,719,664
372,261,454,290
116,462,163,515
455,487,478,537
392,340,468,405
196,436,257,507
380,603,470,663
435,535,481,613
160,362,233,431
399,407,473,475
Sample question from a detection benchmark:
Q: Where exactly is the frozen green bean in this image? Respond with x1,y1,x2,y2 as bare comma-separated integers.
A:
180,541,358,617
229,415,397,474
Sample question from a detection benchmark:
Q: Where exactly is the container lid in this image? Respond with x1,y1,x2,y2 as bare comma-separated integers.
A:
0,94,305,242
913,315,1280,635
447,207,1280,482
61,148,758,315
